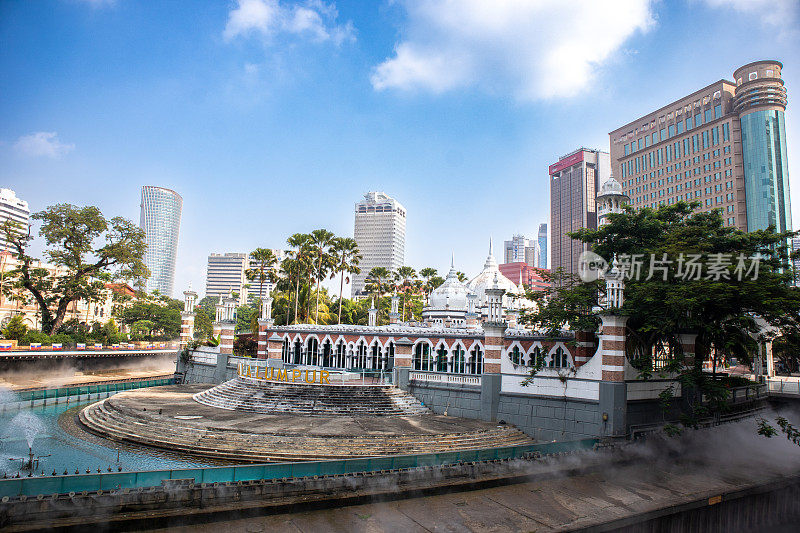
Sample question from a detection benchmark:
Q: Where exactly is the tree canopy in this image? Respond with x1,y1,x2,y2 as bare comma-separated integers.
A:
1,204,149,335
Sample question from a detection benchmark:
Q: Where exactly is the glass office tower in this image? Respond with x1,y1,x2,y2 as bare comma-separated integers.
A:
140,186,182,297
734,61,791,233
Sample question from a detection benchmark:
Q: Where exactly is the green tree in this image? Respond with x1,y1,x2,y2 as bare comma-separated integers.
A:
526,201,800,425
286,233,312,324
365,267,392,324
456,271,468,283
1,315,27,340
246,248,279,311
419,267,438,304
395,266,417,321
308,229,336,324
1,205,149,335
330,237,361,324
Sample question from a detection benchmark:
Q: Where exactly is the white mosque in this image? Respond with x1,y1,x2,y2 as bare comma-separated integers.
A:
421,240,531,328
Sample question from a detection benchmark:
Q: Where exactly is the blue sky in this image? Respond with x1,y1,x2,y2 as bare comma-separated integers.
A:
1,0,799,298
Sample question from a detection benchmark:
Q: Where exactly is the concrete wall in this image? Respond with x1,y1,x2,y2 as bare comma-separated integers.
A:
497,393,601,442
406,381,482,419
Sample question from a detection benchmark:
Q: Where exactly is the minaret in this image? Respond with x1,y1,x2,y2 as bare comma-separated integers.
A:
596,177,629,228
482,273,507,375
179,288,197,348
389,292,400,324
598,257,628,437
368,298,378,326
257,289,275,360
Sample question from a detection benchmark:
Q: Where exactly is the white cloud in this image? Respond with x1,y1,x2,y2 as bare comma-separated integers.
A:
371,0,655,101
701,0,798,34
223,0,355,44
13,132,75,159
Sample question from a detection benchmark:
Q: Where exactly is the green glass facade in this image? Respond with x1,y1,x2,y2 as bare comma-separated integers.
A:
740,110,792,233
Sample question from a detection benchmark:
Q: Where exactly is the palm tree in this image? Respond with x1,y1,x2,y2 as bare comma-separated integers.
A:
396,266,417,321
330,237,361,324
308,229,336,324
365,267,391,324
246,248,278,313
419,267,438,304
286,233,312,324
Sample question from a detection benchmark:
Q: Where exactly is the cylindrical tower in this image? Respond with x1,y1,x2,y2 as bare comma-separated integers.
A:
596,177,629,228
733,61,791,233
140,186,182,297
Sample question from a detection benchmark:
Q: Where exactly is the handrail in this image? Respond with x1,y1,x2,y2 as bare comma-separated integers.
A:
0,438,598,498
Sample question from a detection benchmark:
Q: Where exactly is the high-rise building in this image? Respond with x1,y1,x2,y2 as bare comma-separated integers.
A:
352,192,406,297
140,186,182,298
0,188,30,254
206,253,249,305
503,235,538,267
549,148,611,275
537,223,547,269
609,60,790,234
206,250,287,306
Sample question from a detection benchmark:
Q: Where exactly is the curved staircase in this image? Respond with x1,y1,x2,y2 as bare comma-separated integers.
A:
193,377,429,416
79,395,533,462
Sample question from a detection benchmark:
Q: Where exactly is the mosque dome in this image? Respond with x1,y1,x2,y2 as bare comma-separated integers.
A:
598,177,624,197
428,256,472,311
466,239,520,307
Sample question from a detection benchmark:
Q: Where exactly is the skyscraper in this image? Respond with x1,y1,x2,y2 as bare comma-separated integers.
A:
609,60,790,234
206,253,249,305
0,188,30,254
352,191,406,297
206,250,287,305
549,148,610,275
503,235,537,267
140,186,182,297
537,223,547,269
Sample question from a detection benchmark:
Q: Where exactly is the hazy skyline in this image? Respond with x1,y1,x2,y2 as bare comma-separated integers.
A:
2,0,799,297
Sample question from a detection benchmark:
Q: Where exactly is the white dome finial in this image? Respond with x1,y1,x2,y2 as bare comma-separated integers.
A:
451,251,454,269
489,237,494,256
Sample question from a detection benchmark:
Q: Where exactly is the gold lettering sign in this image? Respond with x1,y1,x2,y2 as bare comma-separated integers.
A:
238,365,331,385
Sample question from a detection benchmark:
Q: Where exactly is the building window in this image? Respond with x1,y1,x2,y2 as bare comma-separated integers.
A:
748,72,757,81
714,104,722,119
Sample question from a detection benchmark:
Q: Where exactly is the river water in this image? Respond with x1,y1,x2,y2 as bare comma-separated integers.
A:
0,399,218,478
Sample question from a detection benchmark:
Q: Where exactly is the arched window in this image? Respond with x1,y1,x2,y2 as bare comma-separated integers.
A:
452,345,466,374
282,338,290,363
356,341,367,369
435,345,448,372
531,346,543,367
322,340,332,367
414,343,431,371
293,339,302,365
306,338,318,366
509,346,522,365
469,346,483,375
336,341,345,367
370,343,381,369
385,341,395,369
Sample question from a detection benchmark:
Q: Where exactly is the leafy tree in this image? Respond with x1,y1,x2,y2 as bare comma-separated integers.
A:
365,267,391,325
419,267,438,303
456,271,468,283
286,233,312,324
330,237,361,324
1,205,149,335
130,319,155,340
429,275,444,290
395,266,417,321
119,300,180,340
1,315,27,340
246,248,279,311
308,229,336,324
525,201,800,426
194,311,212,340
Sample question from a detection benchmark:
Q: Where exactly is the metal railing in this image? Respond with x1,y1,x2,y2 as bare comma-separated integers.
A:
0,438,597,498
410,371,481,386
767,377,800,396
2,378,176,405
